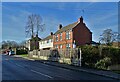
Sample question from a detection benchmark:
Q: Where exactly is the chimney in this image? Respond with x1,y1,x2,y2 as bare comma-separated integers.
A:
36,34,38,37
78,16,83,23
50,32,53,35
58,24,62,30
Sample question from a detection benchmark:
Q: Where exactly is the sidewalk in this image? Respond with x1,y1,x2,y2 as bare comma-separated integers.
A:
14,55,120,80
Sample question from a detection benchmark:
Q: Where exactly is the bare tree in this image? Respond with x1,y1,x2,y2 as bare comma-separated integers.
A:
2,40,18,49
25,14,45,38
99,29,119,46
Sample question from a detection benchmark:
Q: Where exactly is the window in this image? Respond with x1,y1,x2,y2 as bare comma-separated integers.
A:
55,35,58,42
50,39,53,42
66,43,71,49
55,45,58,49
66,31,71,40
60,33,62,41
47,40,49,43
60,44,62,49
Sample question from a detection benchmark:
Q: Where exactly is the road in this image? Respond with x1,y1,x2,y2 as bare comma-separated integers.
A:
2,55,119,80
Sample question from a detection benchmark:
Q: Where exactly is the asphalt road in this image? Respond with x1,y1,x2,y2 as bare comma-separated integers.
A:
2,55,119,80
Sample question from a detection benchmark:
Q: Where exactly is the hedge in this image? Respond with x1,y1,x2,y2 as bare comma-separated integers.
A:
16,49,28,55
79,46,120,70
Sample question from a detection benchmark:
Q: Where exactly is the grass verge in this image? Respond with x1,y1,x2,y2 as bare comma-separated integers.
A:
19,54,28,57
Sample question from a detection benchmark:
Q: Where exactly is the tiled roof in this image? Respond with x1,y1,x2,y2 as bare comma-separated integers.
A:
29,36,41,41
41,35,53,41
54,22,78,34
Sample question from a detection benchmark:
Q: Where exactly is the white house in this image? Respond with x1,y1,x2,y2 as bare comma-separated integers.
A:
25,40,30,50
39,32,54,50
25,35,41,51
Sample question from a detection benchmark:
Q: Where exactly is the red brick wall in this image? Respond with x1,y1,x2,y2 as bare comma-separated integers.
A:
53,21,92,49
53,31,73,49
73,23,92,46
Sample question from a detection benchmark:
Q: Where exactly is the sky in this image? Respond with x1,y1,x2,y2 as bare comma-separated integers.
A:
1,0,120,2
1,1,118,43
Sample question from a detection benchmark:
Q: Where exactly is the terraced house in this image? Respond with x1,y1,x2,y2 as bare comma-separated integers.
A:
53,16,92,50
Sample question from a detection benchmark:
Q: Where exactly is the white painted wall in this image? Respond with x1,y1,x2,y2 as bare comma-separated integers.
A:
39,41,53,49
25,40,30,50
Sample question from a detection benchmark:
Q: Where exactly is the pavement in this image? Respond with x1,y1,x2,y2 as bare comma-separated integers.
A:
14,55,120,80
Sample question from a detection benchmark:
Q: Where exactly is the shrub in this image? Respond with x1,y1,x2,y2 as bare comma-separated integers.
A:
95,57,111,70
16,49,28,55
81,46,100,68
79,46,120,69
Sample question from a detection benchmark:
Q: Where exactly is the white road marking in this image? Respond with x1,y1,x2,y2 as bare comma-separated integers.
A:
15,63,24,68
30,69,53,79
5,59,8,60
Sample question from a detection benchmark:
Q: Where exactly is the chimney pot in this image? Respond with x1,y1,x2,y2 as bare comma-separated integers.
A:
78,16,83,23
51,32,53,35
58,24,62,30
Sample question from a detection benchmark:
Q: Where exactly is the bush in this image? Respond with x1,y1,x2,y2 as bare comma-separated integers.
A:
79,46,120,69
81,46,100,68
109,48,120,64
16,49,28,55
95,57,111,70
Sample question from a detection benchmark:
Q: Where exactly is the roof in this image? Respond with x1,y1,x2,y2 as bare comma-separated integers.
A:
91,41,99,44
41,35,53,41
29,36,41,41
54,22,78,34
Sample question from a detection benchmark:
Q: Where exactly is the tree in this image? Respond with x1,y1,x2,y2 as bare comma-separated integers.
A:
2,40,19,49
25,14,45,38
18,40,26,49
99,29,119,46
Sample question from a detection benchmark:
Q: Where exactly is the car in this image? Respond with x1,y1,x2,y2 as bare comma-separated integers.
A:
9,51,15,56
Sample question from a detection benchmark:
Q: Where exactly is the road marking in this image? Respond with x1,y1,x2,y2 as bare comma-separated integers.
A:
5,59,8,60
15,63,24,68
30,69,53,79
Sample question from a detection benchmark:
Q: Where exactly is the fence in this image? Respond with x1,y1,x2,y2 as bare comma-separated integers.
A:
28,48,82,66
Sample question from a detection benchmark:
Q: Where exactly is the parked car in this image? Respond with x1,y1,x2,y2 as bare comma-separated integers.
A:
9,51,15,56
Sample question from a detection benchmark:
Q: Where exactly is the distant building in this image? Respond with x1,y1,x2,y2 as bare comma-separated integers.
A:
91,41,100,46
53,16,92,50
26,35,41,51
39,32,53,50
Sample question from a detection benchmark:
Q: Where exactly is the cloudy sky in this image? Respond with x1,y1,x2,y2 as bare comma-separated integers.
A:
2,1,118,43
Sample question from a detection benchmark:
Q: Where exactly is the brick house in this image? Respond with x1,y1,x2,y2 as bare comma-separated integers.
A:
26,35,41,51
53,16,92,50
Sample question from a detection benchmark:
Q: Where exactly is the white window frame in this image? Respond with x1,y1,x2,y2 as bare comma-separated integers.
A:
66,43,71,49
66,31,71,40
60,33,62,41
55,35,58,42
60,44,62,49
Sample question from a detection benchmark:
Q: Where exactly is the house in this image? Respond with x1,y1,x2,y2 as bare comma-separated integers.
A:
91,41,100,46
53,16,92,50
39,32,54,50
26,35,41,51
